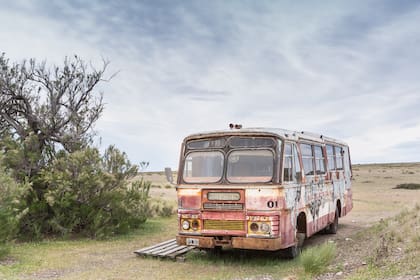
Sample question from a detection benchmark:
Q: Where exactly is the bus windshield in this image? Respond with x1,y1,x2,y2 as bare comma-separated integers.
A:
183,151,224,183
182,136,277,184
182,149,274,184
227,150,274,183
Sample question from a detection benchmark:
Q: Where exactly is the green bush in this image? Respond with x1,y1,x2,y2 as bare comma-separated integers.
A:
37,147,151,238
300,242,336,275
160,203,175,217
152,201,175,217
0,160,28,258
0,137,151,240
394,183,420,190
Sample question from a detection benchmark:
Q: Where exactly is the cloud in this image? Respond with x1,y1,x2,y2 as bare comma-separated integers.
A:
1,1,420,170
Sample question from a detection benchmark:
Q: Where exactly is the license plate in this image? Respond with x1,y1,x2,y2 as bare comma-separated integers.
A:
186,238,199,246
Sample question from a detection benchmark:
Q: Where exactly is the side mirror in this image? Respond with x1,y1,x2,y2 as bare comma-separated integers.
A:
165,167,174,184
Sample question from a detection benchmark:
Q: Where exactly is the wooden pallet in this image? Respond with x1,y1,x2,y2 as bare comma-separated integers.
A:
134,239,195,260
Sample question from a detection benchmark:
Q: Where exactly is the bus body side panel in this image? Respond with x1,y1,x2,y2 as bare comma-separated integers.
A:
300,181,335,237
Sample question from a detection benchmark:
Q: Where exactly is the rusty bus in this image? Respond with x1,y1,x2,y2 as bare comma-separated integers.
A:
175,126,353,258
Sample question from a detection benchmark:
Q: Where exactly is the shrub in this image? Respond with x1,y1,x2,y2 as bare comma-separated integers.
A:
160,202,175,217
149,199,175,217
0,138,151,240
30,146,151,239
300,242,336,275
394,183,420,190
0,159,28,258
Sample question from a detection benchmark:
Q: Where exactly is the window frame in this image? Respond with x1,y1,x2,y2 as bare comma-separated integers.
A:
181,136,280,184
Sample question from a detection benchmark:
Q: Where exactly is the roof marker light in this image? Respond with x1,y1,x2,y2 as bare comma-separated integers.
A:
229,123,242,129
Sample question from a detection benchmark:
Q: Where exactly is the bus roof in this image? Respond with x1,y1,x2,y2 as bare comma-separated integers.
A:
184,127,348,146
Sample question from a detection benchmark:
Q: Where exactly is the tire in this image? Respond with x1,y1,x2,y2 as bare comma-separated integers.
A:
325,209,339,234
283,244,300,259
283,232,305,259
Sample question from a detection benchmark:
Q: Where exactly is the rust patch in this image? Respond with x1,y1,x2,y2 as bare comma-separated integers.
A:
232,236,283,251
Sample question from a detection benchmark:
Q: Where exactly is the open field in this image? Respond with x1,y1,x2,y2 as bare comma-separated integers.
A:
0,163,419,280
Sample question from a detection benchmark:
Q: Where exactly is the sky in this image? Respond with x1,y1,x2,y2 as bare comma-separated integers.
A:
1,0,420,171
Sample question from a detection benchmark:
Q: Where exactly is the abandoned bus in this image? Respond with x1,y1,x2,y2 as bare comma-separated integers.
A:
175,126,353,258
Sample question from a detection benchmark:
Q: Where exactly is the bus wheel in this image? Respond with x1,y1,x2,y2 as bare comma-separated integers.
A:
283,232,305,259
283,244,299,259
326,209,339,234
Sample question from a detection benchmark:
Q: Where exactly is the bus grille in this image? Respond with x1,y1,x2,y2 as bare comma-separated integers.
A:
203,203,243,211
203,220,244,231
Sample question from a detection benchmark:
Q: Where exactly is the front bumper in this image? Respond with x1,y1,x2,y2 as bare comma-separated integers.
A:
176,235,283,251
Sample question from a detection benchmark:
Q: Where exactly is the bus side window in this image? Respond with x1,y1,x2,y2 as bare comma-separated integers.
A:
343,146,352,179
335,146,343,170
301,143,314,176
283,143,293,182
293,144,302,182
326,145,335,171
314,145,326,175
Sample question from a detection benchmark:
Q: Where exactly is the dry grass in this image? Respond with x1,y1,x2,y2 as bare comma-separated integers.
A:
342,205,420,279
300,243,336,275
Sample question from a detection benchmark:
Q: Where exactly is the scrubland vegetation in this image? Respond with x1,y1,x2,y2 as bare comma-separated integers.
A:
0,163,419,279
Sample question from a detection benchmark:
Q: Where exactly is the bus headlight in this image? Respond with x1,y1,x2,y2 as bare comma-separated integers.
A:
260,223,270,233
191,219,199,231
250,222,259,232
182,220,190,230
247,216,278,236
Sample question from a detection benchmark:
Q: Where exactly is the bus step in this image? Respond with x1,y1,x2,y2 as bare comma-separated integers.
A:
134,239,195,260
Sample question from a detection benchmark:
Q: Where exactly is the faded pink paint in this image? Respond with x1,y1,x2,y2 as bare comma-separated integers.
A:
179,195,201,209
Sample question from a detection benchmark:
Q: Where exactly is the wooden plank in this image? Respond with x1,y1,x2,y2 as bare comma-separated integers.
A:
147,243,180,255
155,245,188,257
146,242,178,254
166,246,195,258
141,241,177,254
134,239,176,254
135,239,176,254
134,239,195,260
